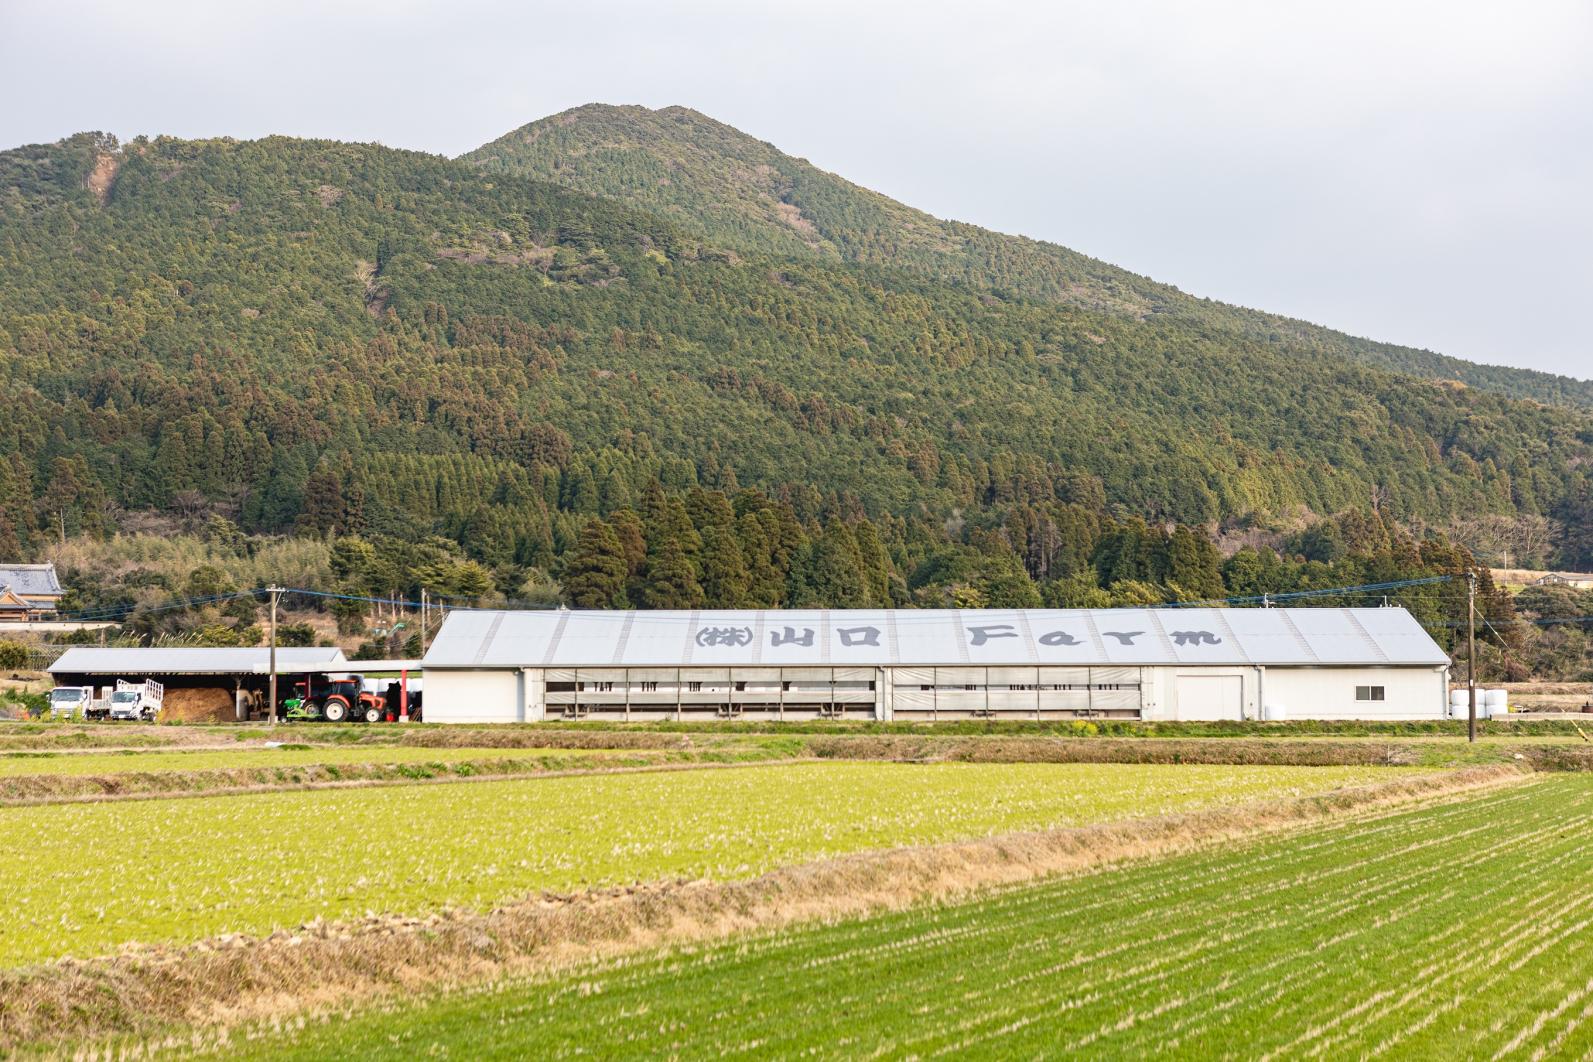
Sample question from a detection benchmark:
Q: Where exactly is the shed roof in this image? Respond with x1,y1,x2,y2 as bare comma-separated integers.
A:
423,607,1449,669
50,646,348,676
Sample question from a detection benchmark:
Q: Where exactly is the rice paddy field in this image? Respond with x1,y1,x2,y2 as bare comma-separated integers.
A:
0,761,1414,967
210,774,1593,1061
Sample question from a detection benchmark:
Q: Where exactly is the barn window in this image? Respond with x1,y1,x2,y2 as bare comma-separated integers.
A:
1355,685,1386,701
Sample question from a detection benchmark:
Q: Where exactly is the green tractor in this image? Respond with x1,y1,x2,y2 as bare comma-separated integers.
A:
281,675,386,723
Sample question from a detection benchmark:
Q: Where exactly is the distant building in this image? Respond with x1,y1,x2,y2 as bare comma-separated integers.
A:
420,607,1452,724
0,563,65,619
1530,573,1593,589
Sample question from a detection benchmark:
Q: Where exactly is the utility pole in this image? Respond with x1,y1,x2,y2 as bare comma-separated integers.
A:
1466,570,1478,744
267,585,284,726
420,587,429,654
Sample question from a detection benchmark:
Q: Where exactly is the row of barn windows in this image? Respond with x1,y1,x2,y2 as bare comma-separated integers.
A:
920,683,1135,691
550,680,1138,693
550,681,878,693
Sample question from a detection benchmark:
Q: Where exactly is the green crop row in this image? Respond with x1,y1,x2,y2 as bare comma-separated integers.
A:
0,762,1413,967
218,775,1593,1060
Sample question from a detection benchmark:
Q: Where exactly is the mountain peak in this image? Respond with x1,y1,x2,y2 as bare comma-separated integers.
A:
463,104,1593,408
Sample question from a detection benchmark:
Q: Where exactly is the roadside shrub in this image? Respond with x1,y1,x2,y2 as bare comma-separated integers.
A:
0,641,29,670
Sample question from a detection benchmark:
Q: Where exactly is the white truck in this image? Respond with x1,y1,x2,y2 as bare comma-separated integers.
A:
47,686,94,719
108,679,163,722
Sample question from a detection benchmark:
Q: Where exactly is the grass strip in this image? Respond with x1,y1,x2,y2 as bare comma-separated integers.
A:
2,732,1580,808
0,752,693,806
2,764,1525,1054
807,733,1593,770
0,744,625,778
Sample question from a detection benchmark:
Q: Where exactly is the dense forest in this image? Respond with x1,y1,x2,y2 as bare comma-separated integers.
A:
0,126,1589,679
48,500,1541,674
468,104,1593,410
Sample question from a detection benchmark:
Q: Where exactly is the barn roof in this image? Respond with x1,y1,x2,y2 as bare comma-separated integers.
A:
423,607,1450,669
50,646,348,676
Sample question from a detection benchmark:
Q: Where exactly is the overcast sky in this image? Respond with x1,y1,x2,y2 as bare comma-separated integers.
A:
2,0,1589,378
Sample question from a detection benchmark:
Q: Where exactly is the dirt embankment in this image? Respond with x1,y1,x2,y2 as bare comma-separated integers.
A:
0,764,1529,1054
0,751,798,806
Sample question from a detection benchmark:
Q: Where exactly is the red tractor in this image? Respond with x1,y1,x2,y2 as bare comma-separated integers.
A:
289,674,386,723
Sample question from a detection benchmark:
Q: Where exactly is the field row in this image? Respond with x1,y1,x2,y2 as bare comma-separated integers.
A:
220,775,1593,1059
0,744,624,777
0,762,1415,967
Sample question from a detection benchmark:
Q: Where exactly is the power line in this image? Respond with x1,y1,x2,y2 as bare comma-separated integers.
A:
52,588,264,623
1159,575,1453,609
36,574,1469,630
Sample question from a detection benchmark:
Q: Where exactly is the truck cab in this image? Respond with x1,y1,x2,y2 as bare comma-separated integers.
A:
47,686,93,719
108,679,163,722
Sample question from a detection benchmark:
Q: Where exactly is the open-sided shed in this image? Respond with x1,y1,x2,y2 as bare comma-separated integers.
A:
49,646,350,722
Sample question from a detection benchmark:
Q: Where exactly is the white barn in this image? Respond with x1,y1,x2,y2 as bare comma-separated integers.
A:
420,607,1451,724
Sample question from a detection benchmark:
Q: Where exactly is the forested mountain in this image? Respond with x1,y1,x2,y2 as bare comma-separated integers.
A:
0,128,1591,629
467,104,1593,410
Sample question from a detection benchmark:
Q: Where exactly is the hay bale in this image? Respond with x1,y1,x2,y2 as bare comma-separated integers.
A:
159,687,234,724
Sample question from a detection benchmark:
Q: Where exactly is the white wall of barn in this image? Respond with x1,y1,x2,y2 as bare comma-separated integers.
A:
423,669,524,724
1259,667,1449,721
423,664,1449,723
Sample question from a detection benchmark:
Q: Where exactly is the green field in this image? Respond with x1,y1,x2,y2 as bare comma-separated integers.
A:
0,744,620,777
0,762,1413,967
215,775,1593,1060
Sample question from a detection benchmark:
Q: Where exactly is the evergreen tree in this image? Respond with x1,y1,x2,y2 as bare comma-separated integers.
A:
699,525,750,606
736,510,785,606
560,519,629,608
978,548,1042,607
803,524,869,607
1167,526,1224,600
298,469,346,537
0,513,21,560
608,507,648,582
852,519,895,605
640,537,704,608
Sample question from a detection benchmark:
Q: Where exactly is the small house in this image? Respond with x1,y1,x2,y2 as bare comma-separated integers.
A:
0,563,65,619
1530,572,1593,589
